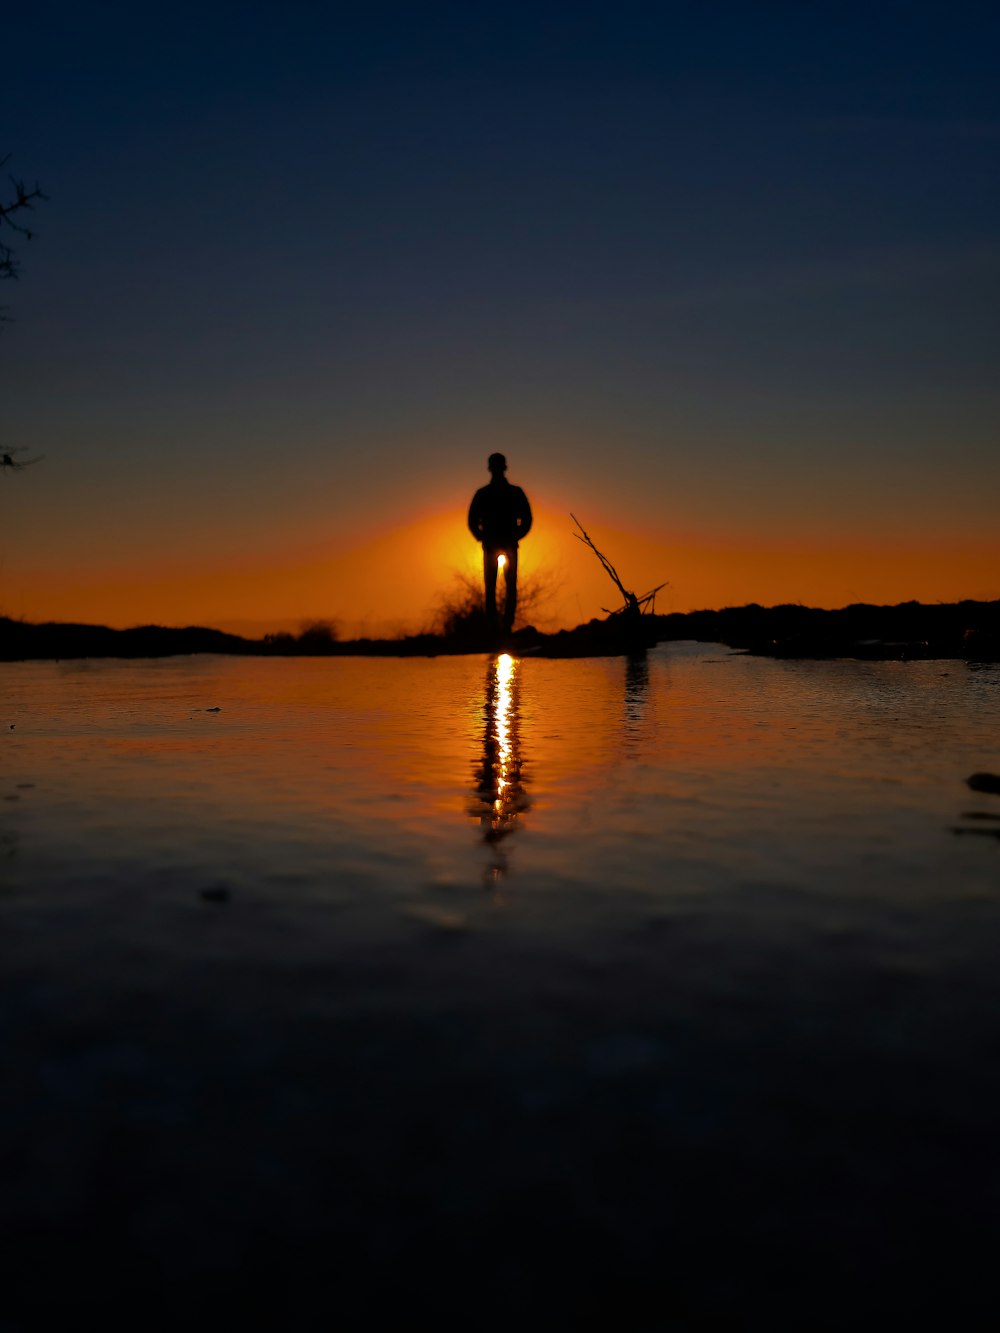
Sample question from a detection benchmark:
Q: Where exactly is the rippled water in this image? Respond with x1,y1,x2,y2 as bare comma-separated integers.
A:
3,645,1000,1328
4,644,999,932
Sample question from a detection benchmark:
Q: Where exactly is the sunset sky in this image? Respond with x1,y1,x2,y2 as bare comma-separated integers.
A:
2,2,998,636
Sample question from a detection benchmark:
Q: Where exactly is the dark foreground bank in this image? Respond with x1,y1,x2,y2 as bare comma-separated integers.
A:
5,883,1000,1332
3,598,1000,661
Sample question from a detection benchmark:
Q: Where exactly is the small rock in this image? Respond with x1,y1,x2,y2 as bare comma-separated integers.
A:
967,773,1000,795
199,886,231,904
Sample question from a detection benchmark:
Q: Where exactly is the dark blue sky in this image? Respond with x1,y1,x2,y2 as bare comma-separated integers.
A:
3,1,999,626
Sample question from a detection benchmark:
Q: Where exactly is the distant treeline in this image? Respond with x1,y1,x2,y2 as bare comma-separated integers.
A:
653,599,1000,661
1,599,999,662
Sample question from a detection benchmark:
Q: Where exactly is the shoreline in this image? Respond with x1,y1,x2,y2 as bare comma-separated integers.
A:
2,598,999,663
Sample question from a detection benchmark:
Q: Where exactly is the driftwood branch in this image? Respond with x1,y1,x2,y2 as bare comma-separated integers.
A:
571,514,629,601
571,514,667,616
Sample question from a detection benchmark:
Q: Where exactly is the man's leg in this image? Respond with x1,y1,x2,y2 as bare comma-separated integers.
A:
483,547,499,625
502,546,518,631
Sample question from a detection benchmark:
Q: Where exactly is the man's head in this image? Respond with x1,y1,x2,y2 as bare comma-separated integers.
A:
487,452,507,477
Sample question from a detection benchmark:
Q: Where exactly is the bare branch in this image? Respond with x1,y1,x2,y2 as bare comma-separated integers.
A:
571,513,631,602
0,156,48,285
1,446,45,472
571,514,668,616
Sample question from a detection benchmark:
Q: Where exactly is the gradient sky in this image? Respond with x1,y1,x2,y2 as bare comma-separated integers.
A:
3,1,998,635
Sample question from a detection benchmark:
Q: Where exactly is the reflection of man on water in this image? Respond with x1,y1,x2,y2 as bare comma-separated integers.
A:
467,453,533,632
472,653,529,884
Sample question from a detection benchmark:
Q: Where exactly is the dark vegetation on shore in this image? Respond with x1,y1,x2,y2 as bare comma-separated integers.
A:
2,599,999,662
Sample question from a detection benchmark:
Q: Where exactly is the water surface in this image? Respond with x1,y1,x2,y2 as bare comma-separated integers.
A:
5,644,997,921
3,645,999,1327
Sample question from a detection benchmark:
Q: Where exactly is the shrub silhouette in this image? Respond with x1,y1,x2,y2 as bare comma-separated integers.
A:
430,570,551,640
296,619,339,649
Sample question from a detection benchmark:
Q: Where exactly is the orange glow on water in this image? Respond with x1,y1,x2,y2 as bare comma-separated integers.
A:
8,648,974,894
494,653,514,810
472,652,527,881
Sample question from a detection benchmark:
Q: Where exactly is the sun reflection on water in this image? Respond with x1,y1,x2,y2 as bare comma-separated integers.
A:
472,652,529,884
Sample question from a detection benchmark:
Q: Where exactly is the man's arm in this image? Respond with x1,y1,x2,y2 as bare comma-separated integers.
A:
516,490,532,540
468,492,484,540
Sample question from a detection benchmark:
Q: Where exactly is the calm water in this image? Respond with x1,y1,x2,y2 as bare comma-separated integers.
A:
4,644,999,926
3,645,1000,1327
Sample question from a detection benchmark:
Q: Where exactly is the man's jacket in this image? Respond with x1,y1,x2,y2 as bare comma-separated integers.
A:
468,481,533,548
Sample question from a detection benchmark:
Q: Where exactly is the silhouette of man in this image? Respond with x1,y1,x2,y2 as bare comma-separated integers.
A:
467,453,533,632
